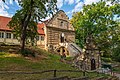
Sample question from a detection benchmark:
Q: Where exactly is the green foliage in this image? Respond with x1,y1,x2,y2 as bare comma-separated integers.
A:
71,0,120,56
8,10,38,42
7,0,57,51
112,45,120,62
21,48,35,57
113,64,120,73
101,57,112,62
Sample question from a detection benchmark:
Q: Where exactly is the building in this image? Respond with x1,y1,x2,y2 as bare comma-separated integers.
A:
0,10,82,57
0,10,101,70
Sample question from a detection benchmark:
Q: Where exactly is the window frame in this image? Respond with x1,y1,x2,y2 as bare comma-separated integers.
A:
6,33,11,39
41,36,44,41
0,32,4,38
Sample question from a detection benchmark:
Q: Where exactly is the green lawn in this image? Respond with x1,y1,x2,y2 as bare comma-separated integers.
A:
0,49,116,80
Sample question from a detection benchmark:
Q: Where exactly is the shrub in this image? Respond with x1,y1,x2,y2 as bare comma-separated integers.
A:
113,53,120,62
101,57,112,62
21,48,35,57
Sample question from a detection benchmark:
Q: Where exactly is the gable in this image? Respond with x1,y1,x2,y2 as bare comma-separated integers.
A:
46,10,74,31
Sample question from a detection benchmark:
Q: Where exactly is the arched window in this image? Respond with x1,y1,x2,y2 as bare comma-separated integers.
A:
60,21,63,27
60,33,64,43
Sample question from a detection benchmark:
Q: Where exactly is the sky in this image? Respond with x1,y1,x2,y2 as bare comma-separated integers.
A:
0,0,101,19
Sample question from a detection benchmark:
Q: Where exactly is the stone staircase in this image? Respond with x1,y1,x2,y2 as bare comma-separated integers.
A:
67,43,82,56
58,42,82,57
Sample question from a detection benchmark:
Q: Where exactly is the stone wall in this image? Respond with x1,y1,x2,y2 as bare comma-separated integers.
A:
46,27,75,47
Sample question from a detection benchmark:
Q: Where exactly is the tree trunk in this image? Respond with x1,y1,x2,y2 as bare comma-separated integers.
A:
21,14,31,52
21,25,27,52
21,0,33,52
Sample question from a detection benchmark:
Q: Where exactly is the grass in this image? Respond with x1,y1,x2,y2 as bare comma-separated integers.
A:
0,47,115,80
0,52,69,70
0,52,83,80
113,62,120,73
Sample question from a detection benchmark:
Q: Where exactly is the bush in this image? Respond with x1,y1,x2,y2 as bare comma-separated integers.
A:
113,53,120,62
21,48,35,57
101,57,112,62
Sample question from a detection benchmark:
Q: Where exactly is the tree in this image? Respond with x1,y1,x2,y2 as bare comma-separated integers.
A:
3,0,57,52
111,22,120,62
71,0,120,55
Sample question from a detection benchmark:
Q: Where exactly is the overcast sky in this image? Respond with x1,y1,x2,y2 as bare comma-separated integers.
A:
0,0,102,19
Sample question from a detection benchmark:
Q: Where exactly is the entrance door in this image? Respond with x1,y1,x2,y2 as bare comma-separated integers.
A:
91,59,96,70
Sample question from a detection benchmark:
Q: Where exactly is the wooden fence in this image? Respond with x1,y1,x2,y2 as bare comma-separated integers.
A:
0,69,96,78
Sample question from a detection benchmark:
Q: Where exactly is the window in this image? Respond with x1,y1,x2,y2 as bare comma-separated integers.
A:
0,32,4,38
41,36,44,41
6,33,11,39
60,21,63,27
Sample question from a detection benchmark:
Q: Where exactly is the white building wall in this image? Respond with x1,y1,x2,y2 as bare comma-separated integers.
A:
0,31,20,44
0,31,45,47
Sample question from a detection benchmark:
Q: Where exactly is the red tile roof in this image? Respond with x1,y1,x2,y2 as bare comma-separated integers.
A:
0,16,45,35
0,16,12,31
37,23,45,35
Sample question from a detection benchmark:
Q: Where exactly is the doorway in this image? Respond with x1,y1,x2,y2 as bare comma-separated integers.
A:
91,58,96,70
